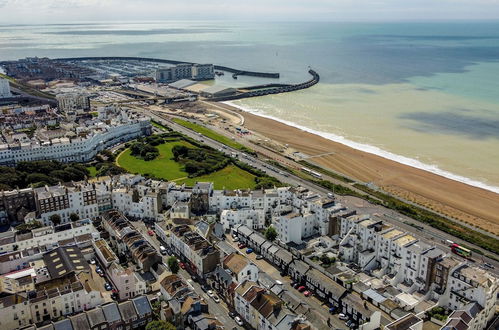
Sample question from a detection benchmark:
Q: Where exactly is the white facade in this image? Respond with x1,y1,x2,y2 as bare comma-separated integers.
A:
0,78,11,98
220,208,265,230
0,115,151,165
441,264,498,330
0,220,99,253
56,93,90,112
0,280,103,329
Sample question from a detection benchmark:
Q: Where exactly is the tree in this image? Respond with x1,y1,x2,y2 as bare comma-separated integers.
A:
265,226,277,242
167,256,179,274
69,213,79,222
145,320,176,330
49,214,62,226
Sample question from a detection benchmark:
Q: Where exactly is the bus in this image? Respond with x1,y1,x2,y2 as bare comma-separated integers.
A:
450,243,472,258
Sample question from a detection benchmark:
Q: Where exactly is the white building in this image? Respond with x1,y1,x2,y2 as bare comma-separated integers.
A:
0,78,11,98
56,92,90,112
0,112,151,165
0,274,103,329
440,264,498,330
155,63,214,83
220,208,265,230
223,252,259,283
0,219,99,254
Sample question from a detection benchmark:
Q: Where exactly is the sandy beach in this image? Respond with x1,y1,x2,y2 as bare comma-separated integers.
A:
210,102,499,236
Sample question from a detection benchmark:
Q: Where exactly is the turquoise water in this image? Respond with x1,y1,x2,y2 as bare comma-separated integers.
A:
1,21,499,191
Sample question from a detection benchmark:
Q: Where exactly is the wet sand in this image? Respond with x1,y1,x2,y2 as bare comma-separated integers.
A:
211,102,499,235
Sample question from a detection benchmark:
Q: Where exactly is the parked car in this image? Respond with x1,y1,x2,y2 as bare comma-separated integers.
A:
147,230,154,236
233,237,239,242
234,316,244,326
246,248,253,254
89,259,96,265
293,283,300,289
297,286,306,292
339,313,348,320
104,283,112,291
303,290,312,297
256,255,263,260
179,262,186,269
212,295,220,303
238,243,246,249
207,290,215,297
159,245,167,255
229,312,236,319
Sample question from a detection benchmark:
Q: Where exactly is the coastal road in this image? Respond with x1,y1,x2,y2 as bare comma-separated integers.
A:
144,110,499,273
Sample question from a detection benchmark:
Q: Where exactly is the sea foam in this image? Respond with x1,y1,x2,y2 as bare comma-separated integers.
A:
224,101,499,195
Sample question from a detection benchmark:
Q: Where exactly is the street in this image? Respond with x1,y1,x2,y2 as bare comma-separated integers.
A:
132,220,242,329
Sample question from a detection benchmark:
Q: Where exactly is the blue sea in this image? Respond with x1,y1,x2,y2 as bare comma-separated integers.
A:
1,21,499,191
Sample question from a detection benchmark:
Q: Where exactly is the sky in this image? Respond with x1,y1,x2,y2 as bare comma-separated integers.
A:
1,0,499,23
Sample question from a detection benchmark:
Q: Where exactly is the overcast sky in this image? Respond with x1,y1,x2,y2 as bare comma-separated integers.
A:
1,0,499,24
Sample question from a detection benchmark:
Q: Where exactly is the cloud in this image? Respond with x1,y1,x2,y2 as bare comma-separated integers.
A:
1,0,499,22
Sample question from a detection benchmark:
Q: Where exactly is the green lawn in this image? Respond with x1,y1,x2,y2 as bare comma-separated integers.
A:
117,140,193,180
117,139,257,189
86,166,98,177
152,120,169,131
178,165,256,190
172,118,250,152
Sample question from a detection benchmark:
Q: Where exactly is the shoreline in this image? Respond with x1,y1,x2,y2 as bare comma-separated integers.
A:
224,101,499,195
212,101,499,235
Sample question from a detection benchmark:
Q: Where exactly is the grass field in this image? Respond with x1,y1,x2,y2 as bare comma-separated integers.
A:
178,165,256,190
86,166,98,177
117,140,193,180
172,118,250,152
116,140,256,189
152,121,169,131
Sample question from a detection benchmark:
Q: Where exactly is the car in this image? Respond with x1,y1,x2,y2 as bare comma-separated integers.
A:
484,263,495,269
233,237,239,242
328,307,336,314
275,280,283,285
256,255,263,260
234,316,244,326
89,259,96,265
179,262,186,269
339,313,348,320
207,290,215,297
293,283,300,289
159,245,167,255
246,248,253,254
238,243,246,249
98,272,105,277
349,323,357,329
104,283,112,291
345,320,352,327
201,285,210,292
303,290,312,297
212,295,220,303
229,312,236,319
147,230,154,236
297,286,306,292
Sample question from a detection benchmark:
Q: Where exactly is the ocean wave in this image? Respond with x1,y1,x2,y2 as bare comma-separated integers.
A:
224,101,499,194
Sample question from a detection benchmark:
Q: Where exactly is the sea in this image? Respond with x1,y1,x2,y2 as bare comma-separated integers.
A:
1,21,499,193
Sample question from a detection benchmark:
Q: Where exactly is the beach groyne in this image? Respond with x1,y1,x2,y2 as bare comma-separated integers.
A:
211,69,320,101
50,56,280,79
